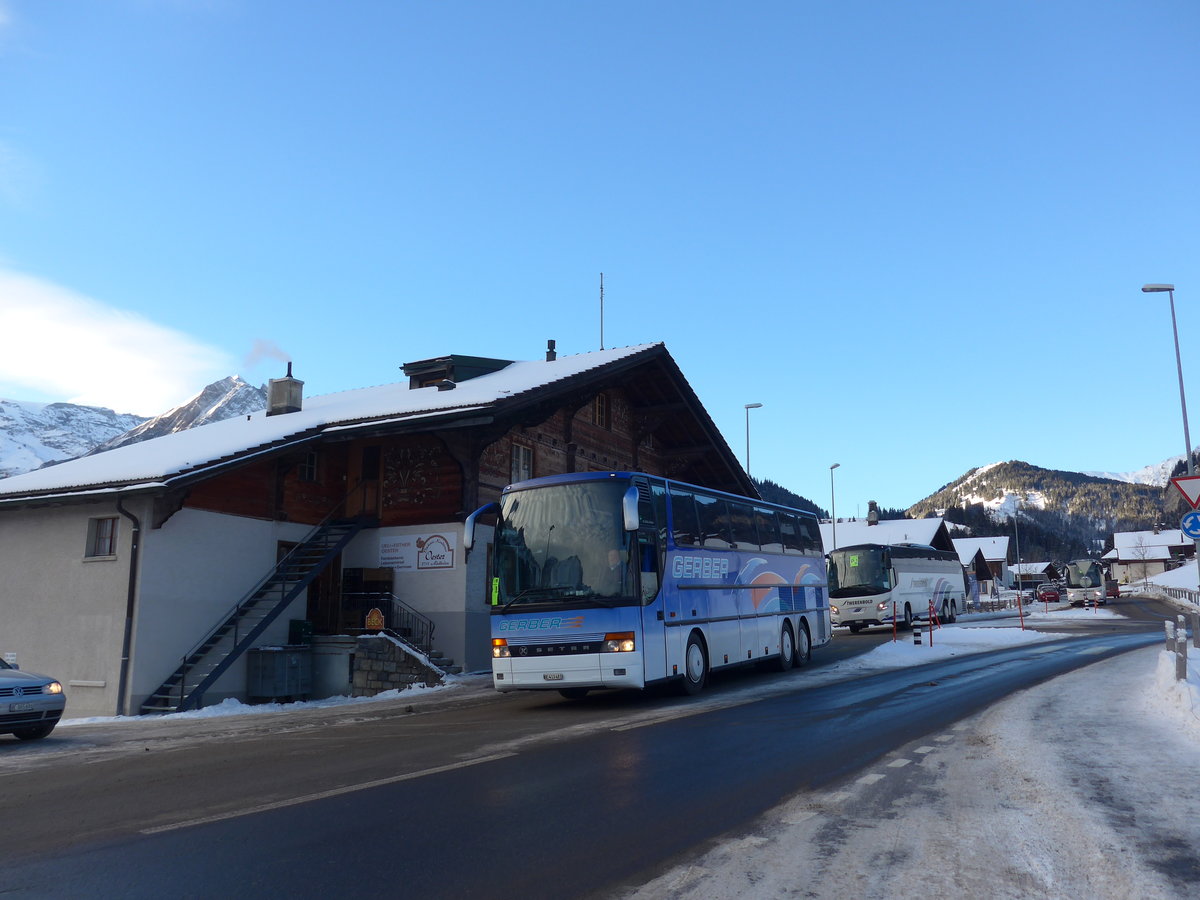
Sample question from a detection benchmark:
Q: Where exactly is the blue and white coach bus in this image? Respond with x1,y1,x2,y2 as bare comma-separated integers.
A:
464,472,831,698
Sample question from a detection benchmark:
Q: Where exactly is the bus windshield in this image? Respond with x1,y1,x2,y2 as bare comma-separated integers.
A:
827,547,891,597
1065,561,1102,589
493,478,636,609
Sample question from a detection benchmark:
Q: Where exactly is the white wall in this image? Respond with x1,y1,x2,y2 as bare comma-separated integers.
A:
0,500,132,717
133,507,311,711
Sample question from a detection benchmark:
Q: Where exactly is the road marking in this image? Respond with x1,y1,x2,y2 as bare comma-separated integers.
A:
914,746,936,754
888,758,912,768
858,773,886,785
1078,646,1112,655
935,734,955,742
140,752,517,835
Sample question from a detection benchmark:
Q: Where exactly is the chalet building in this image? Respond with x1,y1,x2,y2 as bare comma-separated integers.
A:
0,343,754,717
1105,528,1193,584
951,536,1011,592
819,516,957,554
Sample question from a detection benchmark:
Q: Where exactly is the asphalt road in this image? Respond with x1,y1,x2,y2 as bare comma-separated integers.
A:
0,596,1172,899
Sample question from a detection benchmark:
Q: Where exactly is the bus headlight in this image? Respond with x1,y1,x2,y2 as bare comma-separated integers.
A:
492,638,510,658
877,601,890,611
603,632,636,653
830,604,839,615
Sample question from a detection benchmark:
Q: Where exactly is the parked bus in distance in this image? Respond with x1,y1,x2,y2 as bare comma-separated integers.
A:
827,542,967,632
1064,559,1106,606
464,472,831,698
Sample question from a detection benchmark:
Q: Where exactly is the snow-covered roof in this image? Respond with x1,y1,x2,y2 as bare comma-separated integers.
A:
821,518,946,553
0,343,660,501
1111,529,1189,562
952,536,1010,565
1011,562,1054,576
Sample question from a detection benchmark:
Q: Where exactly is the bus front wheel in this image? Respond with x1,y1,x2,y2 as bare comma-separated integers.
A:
680,633,708,695
903,605,913,629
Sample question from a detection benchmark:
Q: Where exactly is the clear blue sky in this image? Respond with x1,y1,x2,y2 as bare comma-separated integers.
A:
1,1,1197,511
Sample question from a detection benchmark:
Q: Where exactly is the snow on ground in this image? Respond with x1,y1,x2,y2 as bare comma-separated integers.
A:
622,602,1200,900
48,602,1200,898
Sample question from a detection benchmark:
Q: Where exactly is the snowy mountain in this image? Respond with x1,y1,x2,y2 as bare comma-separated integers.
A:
89,376,266,454
1085,454,1186,487
0,376,266,479
0,399,146,479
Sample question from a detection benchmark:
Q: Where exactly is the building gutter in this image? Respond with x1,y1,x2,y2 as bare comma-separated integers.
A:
115,494,141,717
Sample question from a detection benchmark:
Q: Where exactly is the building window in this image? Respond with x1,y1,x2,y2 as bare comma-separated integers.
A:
595,393,611,430
86,517,118,558
299,450,320,483
511,443,533,484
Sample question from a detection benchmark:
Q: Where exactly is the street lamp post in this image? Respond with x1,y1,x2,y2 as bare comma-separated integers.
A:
830,463,840,551
1143,283,1200,594
744,403,763,477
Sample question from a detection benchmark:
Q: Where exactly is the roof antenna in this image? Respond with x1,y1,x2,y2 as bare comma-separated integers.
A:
599,272,605,350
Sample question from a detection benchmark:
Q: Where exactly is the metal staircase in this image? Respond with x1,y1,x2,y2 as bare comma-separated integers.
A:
139,517,370,714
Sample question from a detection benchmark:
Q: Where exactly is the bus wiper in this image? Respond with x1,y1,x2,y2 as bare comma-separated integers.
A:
500,588,561,611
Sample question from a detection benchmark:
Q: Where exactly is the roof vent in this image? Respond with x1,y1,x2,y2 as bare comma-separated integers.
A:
867,501,879,525
546,339,557,362
267,362,304,416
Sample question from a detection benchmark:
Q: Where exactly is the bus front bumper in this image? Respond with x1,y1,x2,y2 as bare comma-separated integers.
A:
492,654,645,692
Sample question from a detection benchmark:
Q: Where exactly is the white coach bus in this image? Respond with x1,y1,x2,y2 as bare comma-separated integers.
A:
828,542,968,632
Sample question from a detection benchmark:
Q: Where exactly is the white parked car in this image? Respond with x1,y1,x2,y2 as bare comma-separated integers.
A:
0,658,66,741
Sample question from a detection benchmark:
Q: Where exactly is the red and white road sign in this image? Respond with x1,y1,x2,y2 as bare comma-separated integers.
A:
1170,475,1200,509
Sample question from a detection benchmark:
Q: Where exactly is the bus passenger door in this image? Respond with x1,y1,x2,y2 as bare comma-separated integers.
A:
637,530,669,682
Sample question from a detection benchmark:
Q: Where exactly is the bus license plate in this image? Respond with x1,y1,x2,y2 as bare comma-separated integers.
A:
9,702,34,712
543,673,564,681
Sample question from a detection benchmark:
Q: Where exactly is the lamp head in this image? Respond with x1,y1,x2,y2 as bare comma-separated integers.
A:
744,402,763,410
1143,284,1176,293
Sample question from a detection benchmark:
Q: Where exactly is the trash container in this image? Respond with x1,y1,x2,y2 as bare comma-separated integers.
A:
246,646,312,701
310,635,357,699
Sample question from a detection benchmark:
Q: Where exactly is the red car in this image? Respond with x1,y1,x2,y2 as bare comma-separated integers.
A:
1037,584,1061,603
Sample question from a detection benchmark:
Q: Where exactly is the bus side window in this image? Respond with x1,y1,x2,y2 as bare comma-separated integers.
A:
695,493,732,548
755,508,782,554
798,516,822,554
779,514,804,553
670,490,700,547
728,502,759,550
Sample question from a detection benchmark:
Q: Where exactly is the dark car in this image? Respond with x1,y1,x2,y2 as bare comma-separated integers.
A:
0,658,66,740
1036,584,1061,603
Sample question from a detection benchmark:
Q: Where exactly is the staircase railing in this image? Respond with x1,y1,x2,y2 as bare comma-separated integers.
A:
342,591,436,654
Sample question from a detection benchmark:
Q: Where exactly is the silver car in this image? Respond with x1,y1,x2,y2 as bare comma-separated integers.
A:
0,658,66,741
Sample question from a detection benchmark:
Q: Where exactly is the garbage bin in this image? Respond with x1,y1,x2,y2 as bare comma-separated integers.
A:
246,646,312,701
310,635,357,699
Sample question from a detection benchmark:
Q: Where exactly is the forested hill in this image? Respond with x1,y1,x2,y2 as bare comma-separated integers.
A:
906,460,1183,560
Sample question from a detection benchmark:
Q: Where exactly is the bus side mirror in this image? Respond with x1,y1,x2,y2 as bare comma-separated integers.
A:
463,502,498,551
622,486,640,532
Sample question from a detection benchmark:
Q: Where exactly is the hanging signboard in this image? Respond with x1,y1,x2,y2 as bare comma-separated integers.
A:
380,533,457,571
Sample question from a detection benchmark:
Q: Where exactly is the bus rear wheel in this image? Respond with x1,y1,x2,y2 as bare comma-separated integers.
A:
680,633,708,695
903,605,913,629
794,621,811,667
